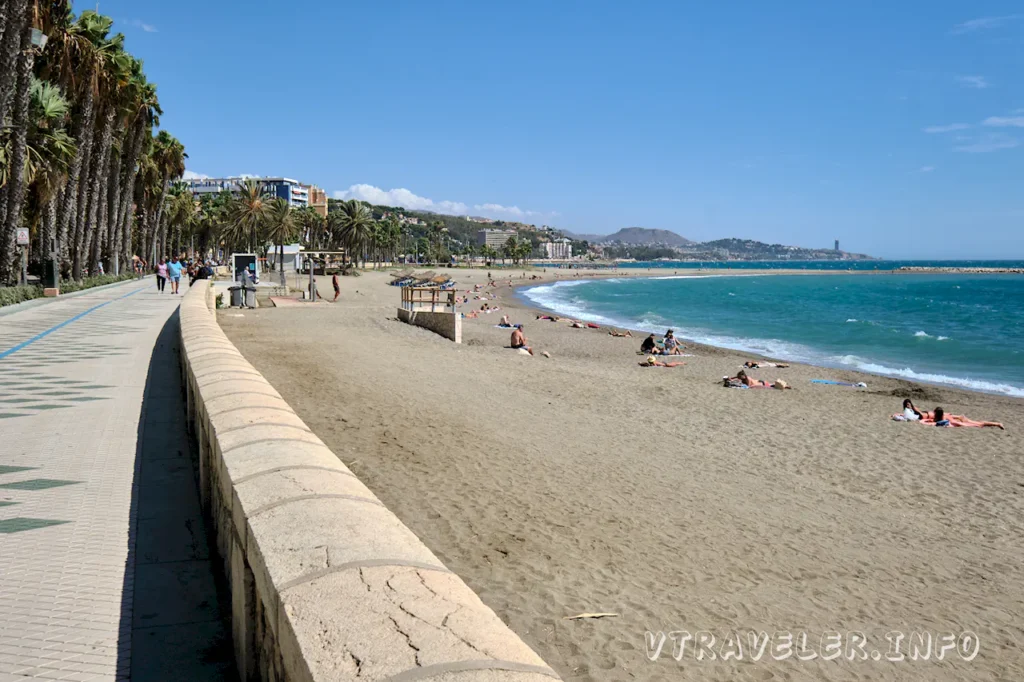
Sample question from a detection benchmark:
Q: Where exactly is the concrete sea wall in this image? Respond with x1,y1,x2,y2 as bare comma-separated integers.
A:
396,308,462,343
179,283,556,681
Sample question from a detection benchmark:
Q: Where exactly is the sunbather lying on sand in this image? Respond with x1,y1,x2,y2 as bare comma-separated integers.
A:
744,360,790,369
920,405,1003,429
536,314,560,321
640,356,684,367
724,370,790,389
609,329,633,337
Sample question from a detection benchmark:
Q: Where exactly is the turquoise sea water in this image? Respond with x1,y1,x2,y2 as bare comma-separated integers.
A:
521,273,1024,397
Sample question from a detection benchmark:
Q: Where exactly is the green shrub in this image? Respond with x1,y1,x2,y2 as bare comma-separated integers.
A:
0,285,43,307
60,273,135,294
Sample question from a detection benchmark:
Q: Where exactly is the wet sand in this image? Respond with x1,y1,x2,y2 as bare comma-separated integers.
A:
219,268,1023,681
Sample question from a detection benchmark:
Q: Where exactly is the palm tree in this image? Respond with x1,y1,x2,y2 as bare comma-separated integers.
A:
165,183,198,258
481,244,497,264
148,130,185,260
331,199,373,267
264,198,296,285
222,179,271,255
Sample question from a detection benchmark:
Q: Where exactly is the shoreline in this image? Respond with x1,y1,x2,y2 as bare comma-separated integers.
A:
480,267,1024,401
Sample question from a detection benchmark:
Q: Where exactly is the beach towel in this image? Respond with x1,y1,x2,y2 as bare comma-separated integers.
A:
812,379,867,388
495,324,513,328
586,323,600,329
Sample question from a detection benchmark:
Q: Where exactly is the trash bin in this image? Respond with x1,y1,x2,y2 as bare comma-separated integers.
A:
228,285,244,307
243,285,256,308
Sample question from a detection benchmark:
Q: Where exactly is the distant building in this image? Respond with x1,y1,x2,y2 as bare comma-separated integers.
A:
477,229,516,249
544,239,572,259
835,239,840,252
309,185,327,218
184,176,310,209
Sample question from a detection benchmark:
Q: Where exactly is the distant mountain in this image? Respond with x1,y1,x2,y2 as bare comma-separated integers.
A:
563,227,693,247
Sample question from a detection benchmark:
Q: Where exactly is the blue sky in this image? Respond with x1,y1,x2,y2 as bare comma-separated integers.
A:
90,2,1023,258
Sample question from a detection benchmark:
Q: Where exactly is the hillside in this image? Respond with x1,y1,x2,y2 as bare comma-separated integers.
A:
604,227,694,247
563,227,692,246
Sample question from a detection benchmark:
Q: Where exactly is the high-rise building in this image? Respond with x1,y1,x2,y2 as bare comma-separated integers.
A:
834,239,840,252
544,239,572,259
183,176,310,209
308,185,327,218
477,229,516,249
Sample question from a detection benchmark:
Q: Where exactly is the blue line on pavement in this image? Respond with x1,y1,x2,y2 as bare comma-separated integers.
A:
0,286,147,360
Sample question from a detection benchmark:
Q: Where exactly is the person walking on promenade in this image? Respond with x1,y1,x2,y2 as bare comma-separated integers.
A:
155,259,168,293
332,272,341,302
167,257,183,294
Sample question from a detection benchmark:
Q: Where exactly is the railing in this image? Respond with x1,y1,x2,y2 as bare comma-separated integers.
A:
401,286,457,312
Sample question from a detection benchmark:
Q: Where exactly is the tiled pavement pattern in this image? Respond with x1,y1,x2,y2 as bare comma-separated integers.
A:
0,281,235,681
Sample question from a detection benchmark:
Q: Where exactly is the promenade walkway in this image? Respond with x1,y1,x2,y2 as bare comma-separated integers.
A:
0,280,235,681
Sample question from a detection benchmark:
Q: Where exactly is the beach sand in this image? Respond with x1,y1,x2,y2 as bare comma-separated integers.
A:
218,268,1023,681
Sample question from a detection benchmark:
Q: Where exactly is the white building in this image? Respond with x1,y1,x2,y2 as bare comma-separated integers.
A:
184,176,311,209
477,229,516,249
544,239,572,259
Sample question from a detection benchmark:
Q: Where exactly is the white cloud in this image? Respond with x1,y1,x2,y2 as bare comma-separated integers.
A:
182,170,209,180
951,15,1020,34
923,123,971,133
474,203,528,218
122,18,158,33
983,116,1024,128
332,184,554,221
919,166,936,172
953,134,1020,153
333,184,469,215
956,75,990,89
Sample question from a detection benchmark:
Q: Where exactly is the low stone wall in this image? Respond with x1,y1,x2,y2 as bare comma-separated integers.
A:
396,308,462,343
179,283,556,681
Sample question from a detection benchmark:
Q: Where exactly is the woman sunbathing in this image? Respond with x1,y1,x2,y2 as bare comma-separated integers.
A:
725,370,791,389
923,407,1004,429
744,361,790,369
640,356,684,367
608,329,633,337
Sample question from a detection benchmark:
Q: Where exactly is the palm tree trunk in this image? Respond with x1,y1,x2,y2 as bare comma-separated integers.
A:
57,84,94,274
0,24,35,283
151,172,169,259
0,0,28,128
85,107,116,273
71,101,99,280
115,117,146,269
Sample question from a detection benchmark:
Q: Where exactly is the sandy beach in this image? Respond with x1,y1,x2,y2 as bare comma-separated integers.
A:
218,267,1023,681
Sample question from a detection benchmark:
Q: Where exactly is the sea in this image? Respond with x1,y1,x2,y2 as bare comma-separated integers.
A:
520,261,1024,398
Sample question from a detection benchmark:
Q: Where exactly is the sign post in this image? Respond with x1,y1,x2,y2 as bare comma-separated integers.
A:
16,228,29,286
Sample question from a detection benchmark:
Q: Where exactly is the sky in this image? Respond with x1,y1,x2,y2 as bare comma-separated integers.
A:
86,1,1024,259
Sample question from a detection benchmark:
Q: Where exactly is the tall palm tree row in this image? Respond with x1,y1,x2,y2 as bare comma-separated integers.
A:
0,3,189,285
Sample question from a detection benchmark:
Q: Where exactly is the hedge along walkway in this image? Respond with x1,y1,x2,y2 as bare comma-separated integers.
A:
0,278,236,681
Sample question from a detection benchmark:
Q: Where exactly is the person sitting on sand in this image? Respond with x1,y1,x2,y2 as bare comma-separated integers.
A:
608,329,633,337
662,330,684,355
926,407,1004,429
510,324,534,355
744,360,790,369
902,399,923,420
640,355,684,368
499,314,513,327
640,334,658,354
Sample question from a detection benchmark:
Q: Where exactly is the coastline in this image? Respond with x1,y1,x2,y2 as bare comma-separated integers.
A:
489,266,1024,400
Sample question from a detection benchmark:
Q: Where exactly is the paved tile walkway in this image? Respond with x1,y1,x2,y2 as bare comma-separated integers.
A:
0,280,235,681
